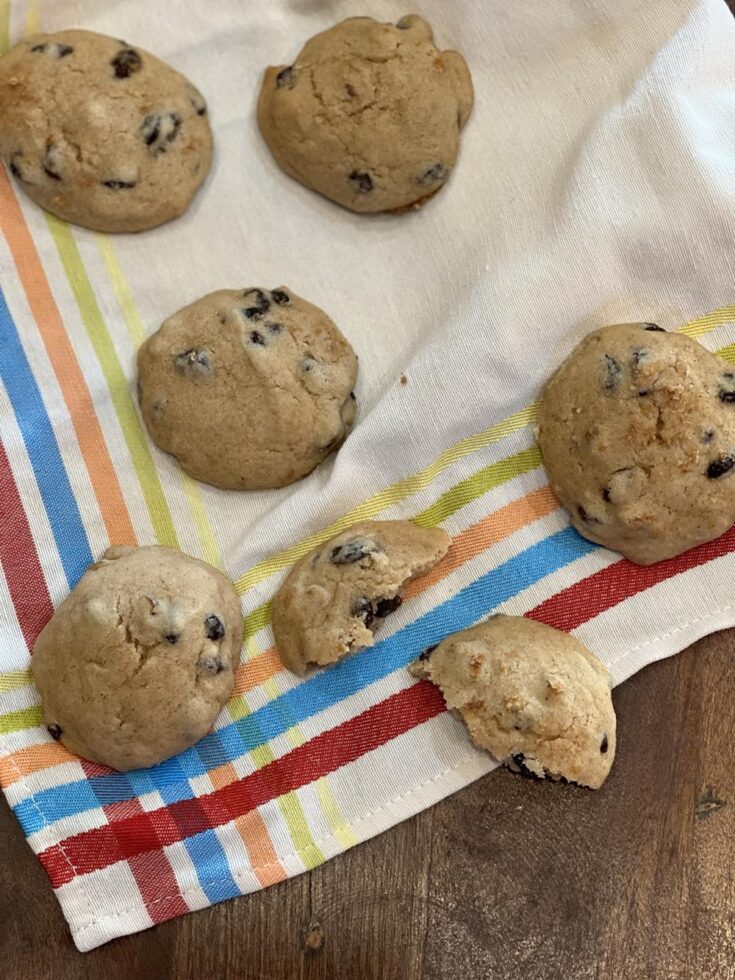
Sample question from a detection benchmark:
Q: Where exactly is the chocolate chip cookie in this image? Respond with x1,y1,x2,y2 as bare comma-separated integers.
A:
32,545,242,771
257,15,473,213
0,30,212,232
538,322,735,564
273,520,451,674
137,287,358,489
411,615,616,790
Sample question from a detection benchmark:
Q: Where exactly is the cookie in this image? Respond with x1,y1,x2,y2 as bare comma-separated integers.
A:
137,287,358,489
32,545,242,771
257,15,473,213
538,322,735,564
273,520,451,674
410,615,616,790
0,30,213,232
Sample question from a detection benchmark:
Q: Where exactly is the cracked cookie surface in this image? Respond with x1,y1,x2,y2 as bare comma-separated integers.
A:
0,30,212,232
137,287,358,489
32,545,243,771
538,322,735,564
273,520,450,674
410,615,616,790
257,14,473,213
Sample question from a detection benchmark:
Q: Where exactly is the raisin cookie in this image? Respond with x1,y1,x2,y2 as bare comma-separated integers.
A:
138,287,358,489
411,615,616,790
273,520,450,674
0,30,212,232
257,15,473,213
32,546,242,771
538,322,735,565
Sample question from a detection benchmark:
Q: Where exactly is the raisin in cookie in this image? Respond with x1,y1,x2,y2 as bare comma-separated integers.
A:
0,30,212,232
257,15,473,213
138,287,358,489
411,615,615,790
273,520,450,674
538,322,735,565
32,546,242,771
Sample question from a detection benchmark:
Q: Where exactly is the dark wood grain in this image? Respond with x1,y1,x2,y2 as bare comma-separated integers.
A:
1,628,734,980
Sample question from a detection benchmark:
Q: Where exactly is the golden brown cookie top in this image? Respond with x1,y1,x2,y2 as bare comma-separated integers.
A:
257,15,473,213
137,287,358,490
0,30,213,232
32,546,243,772
538,322,735,564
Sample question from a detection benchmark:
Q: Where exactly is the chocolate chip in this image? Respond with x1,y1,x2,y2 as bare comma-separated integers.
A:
174,348,212,376
9,156,24,180
102,179,136,189
577,505,601,525
373,595,402,618
186,83,207,116
351,596,375,630
198,656,226,675
631,347,648,368
112,48,142,78
165,633,179,645
205,614,226,641
419,644,438,661
271,289,290,305
242,291,270,320
248,330,266,346
348,170,373,193
600,734,609,754
602,487,611,502
47,724,62,741
31,42,73,57
277,66,295,88
510,753,539,780
419,163,447,186
603,354,621,391
702,429,715,444
330,538,379,565
707,453,735,479
345,83,357,98
43,144,62,180
140,112,182,155
266,322,284,335
242,307,266,321
719,375,735,403
643,323,665,332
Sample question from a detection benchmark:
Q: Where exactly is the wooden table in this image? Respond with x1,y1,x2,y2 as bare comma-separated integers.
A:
1,627,734,980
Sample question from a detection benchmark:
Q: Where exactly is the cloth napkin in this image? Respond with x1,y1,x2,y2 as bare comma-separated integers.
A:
2,0,735,952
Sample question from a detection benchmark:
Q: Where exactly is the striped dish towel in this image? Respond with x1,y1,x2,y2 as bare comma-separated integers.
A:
2,0,735,951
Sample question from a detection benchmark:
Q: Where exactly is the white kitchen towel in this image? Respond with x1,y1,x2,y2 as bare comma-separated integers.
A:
2,0,735,951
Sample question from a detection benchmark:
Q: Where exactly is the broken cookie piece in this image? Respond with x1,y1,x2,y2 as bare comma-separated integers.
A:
31,545,243,771
273,520,450,674
410,615,616,789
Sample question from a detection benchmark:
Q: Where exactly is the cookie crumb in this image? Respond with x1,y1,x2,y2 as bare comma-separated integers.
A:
304,921,324,952
400,373,408,385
